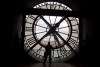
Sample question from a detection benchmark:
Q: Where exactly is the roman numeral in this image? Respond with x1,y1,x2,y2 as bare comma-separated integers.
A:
25,27,32,32
68,38,77,48
28,15,35,20
72,29,78,34
26,37,36,46
61,47,68,55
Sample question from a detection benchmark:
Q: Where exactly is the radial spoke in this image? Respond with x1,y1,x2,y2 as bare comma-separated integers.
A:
49,16,51,24
55,31,77,54
49,34,51,42
36,46,42,52
57,49,60,59
36,24,49,29
53,33,61,46
54,16,57,24
58,5,60,10
54,36,57,46
40,16,52,28
36,31,47,34
45,3,48,9
60,48,63,56
58,26,69,29
27,31,51,52
54,17,66,28
57,31,68,35
53,4,57,10
50,2,51,9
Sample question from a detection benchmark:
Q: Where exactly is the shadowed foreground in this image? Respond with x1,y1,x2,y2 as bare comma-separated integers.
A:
16,63,86,67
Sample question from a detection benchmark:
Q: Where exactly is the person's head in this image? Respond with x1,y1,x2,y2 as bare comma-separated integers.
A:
48,42,50,45
48,42,50,44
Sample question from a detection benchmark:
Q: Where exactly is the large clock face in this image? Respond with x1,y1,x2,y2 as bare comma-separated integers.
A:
24,2,79,62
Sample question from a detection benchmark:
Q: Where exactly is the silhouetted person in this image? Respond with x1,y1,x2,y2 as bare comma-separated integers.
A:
43,42,53,63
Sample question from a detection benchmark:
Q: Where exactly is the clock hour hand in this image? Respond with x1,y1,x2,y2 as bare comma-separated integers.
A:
27,30,52,52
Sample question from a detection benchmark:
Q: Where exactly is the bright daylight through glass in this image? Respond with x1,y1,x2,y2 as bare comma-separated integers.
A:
24,1,79,62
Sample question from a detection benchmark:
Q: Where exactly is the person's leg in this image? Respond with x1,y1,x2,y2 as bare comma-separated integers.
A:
43,52,47,63
49,53,52,63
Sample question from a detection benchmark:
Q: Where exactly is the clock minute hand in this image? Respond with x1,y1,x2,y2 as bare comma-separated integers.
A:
53,17,66,29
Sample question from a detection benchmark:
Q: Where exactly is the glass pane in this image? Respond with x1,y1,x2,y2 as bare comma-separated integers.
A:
50,16,57,24
33,44,41,50
59,20,68,27
40,5,47,9
40,47,45,56
55,16,62,23
43,16,50,23
37,19,47,27
54,49,58,57
36,32,46,39
64,45,70,50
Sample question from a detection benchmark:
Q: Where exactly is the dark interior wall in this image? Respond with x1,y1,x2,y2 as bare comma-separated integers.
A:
4,0,98,66
11,0,81,64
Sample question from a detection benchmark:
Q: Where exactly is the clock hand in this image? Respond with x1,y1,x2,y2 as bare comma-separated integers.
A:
53,33,61,47
45,17,66,37
27,30,52,52
40,15,52,28
53,17,66,29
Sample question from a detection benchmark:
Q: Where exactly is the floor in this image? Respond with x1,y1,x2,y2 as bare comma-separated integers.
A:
16,63,86,67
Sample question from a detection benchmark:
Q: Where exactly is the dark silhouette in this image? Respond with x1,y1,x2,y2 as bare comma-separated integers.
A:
43,42,53,63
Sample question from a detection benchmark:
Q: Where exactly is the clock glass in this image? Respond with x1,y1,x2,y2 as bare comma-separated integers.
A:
24,1,79,62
